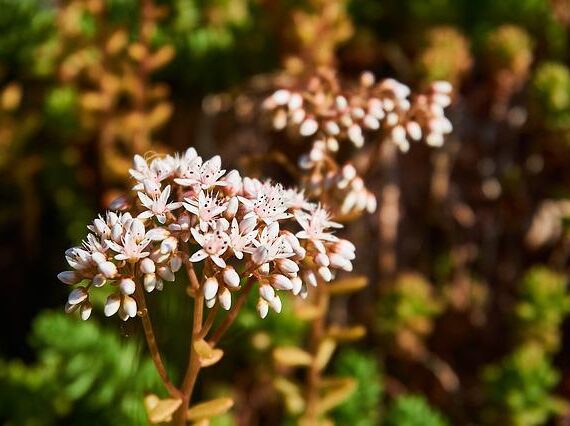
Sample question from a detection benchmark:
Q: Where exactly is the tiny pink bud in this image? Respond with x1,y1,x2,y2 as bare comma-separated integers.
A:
120,278,136,295
270,274,293,290
204,277,219,300
257,299,269,319
104,294,121,317
140,258,155,274
222,266,240,288
58,271,79,285
68,287,88,305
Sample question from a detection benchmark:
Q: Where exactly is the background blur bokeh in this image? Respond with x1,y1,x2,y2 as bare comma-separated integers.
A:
3,0,570,425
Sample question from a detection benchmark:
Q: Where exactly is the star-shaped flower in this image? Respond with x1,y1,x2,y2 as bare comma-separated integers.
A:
137,185,182,224
189,226,230,268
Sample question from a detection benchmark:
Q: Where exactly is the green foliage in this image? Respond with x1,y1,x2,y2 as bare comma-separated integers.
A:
0,311,162,425
383,395,449,426
415,26,472,86
0,0,54,76
532,62,570,131
482,343,566,426
377,273,443,338
482,25,533,78
515,267,570,352
331,349,383,426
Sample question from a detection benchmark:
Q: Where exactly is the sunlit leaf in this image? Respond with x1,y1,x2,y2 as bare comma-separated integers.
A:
327,276,368,295
186,397,234,421
144,394,182,424
273,346,313,367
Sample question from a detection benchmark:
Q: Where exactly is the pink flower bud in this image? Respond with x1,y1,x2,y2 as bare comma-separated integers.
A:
218,287,232,310
80,302,92,320
140,258,155,274
257,299,269,319
122,295,137,318
68,287,88,305
120,278,136,295
276,258,299,274
259,284,275,302
144,273,157,292
99,261,118,279
58,271,79,285
203,277,219,300
270,274,293,290
104,294,121,317
222,266,240,288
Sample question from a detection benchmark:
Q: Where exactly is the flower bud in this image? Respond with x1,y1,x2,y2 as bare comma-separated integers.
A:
160,236,178,254
204,277,219,300
80,301,92,320
93,273,106,287
303,270,318,287
318,266,332,282
155,279,164,291
270,274,293,290
300,118,318,137
291,277,303,295
68,286,88,305
157,266,175,282
222,266,240,288
120,278,136,295
104,294,121,317
259,284,275,302
218,287,232,310
258,263,270,274
144,273,157,292
276,258,299,274
99,261,118,278
206,297,216,308
123,295,137,318
170,255,182,273
314,253,330,267
91,252,106,264
257,299,269,319
58,271,79,285
140,258,156,274
328,253,353,271
268,295,282,313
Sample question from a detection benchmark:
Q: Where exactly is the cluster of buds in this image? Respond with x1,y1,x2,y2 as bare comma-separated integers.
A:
263,69,452,153
58,148,356,320
261,69,452,218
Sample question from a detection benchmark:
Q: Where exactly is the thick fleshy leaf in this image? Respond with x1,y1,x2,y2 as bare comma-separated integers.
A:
315,338,336,371
326,325,366,342
144,394,182,424
326,275,368,295
273,346,313,367
186,397,234,421
273,377,305,415
193,339,224,367
316,378,356,414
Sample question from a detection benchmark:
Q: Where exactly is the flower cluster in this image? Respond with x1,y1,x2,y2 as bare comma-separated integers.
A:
58,149,356,320
261,69,452,218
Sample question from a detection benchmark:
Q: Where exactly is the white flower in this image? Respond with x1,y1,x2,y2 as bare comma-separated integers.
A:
189,226,230,268
106,221,151,263
228,217,257,259
175,155,227,189
138,185,182,224
184,190,228,231
295,207,341,253
240,183,292,224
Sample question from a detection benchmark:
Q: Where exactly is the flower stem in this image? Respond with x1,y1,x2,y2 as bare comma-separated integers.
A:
208,278,255,345
304,282,329,423
135,284,182,399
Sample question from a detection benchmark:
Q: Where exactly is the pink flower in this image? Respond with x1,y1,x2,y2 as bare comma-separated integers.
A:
240,183,292,224
137,185,182,224
189,226,230,268
228,217,257,259
184,190,228,231
295,207,341,253
175,155,227,189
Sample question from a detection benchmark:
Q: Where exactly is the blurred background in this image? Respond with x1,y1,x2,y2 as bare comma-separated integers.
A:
2,0,570,425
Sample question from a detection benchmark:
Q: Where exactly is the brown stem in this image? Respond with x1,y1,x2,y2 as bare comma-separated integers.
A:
377,141,400,285
208,278,255,345
135,284,182,399
304,282,329,422
197,304,220,340
173,287,205,426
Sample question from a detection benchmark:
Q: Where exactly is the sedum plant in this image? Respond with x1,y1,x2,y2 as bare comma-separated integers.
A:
57,148,356,424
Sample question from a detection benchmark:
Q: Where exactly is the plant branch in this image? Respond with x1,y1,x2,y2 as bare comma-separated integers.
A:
208,278,255,345
135,283,182,399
